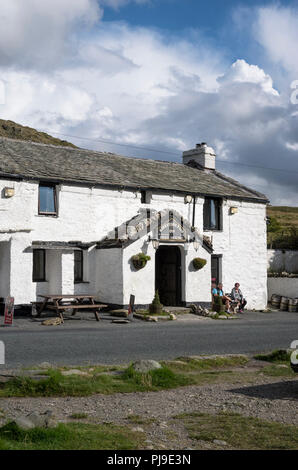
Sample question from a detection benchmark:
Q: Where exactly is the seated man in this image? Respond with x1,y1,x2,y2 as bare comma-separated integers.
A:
213,283,232,313
230,282,247,313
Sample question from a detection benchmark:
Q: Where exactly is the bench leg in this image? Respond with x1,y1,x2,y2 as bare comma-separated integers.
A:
94,309,100,322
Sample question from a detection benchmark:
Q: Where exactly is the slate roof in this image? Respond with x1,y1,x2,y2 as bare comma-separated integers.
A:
0,137,268,202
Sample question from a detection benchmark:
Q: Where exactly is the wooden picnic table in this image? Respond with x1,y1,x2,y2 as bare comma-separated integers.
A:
37,294,107,323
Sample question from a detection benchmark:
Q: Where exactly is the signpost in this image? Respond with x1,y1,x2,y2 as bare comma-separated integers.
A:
128,294,135,321
4,296,14,326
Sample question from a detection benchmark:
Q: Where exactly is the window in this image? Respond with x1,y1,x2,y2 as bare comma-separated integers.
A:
141,191,147,204
203,197,221,230
33,249,46,282
74,250,83,283
140,190,151,204
211,255,222,285
39,184,57,215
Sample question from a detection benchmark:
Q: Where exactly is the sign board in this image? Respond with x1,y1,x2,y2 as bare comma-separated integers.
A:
0,341,4,364
128,295,135,320
4,296,14,326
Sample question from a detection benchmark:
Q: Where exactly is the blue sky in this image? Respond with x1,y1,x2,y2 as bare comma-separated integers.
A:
0,0,297,205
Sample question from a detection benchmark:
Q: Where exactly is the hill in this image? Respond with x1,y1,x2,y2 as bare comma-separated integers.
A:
267,205,298,249
0,120,76,148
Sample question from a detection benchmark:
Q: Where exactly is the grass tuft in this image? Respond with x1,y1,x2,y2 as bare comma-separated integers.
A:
0,421,145,450
174,411,298,450
254,350,291,363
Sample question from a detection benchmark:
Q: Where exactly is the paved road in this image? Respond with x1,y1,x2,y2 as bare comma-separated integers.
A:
0,311,298,368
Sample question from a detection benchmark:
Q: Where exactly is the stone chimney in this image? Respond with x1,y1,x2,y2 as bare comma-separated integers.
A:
183,143,216,170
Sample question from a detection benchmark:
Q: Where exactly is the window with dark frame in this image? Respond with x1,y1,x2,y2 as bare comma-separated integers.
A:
38,184,57,215
211,255,222,285
141,190,147,204
74,250,83,283
33,249,46,282
203,197,221,231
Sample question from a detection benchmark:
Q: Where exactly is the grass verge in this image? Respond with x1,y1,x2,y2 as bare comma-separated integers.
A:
0,366,194,398
0,421,145,450
174,411,298,450
254,350,295,377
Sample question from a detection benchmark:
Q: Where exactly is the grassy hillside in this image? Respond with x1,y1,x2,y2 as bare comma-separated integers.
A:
0,120,77,148
267,206,298,249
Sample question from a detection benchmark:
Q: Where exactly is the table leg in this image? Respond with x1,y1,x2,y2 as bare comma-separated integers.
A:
37,299,48,317
55,300,64,323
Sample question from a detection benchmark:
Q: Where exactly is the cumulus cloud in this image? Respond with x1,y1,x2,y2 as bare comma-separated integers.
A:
255,5,298,77
0,0,102,68
0,1,297,205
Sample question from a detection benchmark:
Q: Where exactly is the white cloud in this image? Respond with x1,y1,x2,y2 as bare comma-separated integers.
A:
255,6,298,76
218,59,279,96
0,0,102,68
0,1,297,205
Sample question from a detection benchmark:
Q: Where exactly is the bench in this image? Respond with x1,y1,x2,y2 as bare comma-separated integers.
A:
47,303,107,322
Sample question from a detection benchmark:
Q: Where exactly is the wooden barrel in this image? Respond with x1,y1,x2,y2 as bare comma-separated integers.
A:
288,298,298,312
280,297,289,311
271,294,281,309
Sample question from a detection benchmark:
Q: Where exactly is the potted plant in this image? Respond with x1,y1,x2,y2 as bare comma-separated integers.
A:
212,296,225,314
131,252,151,270
192,257,207,271
149,290,163,314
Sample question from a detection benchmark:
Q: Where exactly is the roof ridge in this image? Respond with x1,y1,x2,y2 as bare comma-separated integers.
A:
0,135,184,167
213,170,268,200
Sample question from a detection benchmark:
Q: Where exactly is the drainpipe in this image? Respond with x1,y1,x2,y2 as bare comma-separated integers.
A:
192,196,196,229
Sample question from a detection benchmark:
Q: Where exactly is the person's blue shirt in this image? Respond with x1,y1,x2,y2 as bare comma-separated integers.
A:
212,288,223,296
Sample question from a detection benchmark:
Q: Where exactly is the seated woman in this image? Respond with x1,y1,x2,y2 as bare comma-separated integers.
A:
212,283,232,313
230,283,247,313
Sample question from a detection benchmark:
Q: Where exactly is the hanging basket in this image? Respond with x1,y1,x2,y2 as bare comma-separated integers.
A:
131,253,151,270
192,257,207,271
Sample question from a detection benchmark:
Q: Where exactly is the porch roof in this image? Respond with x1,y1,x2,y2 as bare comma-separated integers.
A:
31,241,93,250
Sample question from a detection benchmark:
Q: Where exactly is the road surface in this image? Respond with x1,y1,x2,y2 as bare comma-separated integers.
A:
0,311,297,368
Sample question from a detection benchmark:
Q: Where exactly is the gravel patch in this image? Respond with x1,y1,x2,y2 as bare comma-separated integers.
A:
0,374,297,449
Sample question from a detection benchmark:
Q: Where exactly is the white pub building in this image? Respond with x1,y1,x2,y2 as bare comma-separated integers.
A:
0,138,268,312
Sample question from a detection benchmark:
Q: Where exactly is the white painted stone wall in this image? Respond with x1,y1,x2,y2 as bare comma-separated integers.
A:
268,277,298,300
204,200,267,309
267,250,298,274
0,177,267,308
95,248,123,305
0,241,10,299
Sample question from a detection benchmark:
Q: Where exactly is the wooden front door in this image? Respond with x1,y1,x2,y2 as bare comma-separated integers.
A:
155,246,182,306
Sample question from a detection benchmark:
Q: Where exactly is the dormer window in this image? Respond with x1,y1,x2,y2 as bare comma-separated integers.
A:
203,197,221,231
38,184,57,216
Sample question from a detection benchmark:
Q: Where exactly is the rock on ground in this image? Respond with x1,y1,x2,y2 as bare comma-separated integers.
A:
132,360,162,373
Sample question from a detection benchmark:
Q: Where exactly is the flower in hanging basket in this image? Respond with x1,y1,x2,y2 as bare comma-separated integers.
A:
192,257,207,271
132,252,151,270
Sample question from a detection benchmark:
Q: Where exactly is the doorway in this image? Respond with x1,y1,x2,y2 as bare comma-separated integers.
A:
155,246,182,306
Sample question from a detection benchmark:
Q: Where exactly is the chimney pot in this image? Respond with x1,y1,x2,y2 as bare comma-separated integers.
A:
183,142,216,170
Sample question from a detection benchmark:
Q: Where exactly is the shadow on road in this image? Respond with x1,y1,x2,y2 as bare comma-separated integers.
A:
229,380,298,401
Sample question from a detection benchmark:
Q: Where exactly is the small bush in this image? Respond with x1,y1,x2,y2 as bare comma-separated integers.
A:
122,365,194,390
254,350,291,363
149,290,163,315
